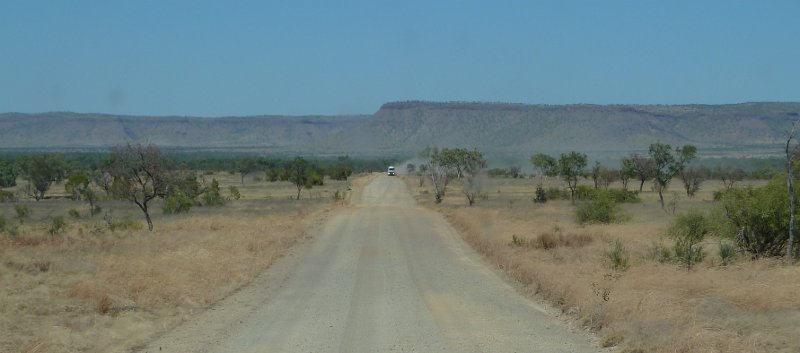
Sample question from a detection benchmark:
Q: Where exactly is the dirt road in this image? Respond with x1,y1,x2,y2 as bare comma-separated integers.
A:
141,176,602,353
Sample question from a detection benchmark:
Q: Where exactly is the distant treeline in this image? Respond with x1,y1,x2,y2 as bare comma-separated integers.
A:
0,151,401,189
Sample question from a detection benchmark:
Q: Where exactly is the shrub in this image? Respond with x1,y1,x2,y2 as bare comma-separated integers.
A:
645,242,672,263
545,187,569,200
163,192,195,214
718,176,796,257
228,186,241,200
574,185,595,200
202,179,225,206
0,190,15,202
606,240,630,271
719,241,736,266
48,216,67,236
668,209,709,270
533,185,547,203
68,208,81,219
15,205,30,223
576,191,626,225
105,214,143,232
0,214,6,232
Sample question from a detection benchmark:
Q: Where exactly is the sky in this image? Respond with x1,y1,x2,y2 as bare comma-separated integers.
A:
1,1,798,116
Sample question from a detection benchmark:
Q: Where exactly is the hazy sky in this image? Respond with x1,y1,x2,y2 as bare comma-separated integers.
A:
1,1,798,116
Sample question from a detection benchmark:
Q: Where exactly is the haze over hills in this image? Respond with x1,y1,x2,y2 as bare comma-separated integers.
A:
2,101,799,158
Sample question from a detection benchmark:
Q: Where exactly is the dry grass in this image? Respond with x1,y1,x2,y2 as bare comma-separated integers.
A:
0,172,354,353
411,176,800,353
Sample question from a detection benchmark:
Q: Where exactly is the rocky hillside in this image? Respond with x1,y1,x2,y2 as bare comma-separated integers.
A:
2,102,799,157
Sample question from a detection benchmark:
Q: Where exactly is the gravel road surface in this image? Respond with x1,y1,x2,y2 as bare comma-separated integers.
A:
141,176,602,353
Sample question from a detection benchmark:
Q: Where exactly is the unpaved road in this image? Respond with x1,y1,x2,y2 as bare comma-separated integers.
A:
141,176,602,353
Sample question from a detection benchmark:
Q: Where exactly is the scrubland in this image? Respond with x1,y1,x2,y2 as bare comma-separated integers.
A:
0,173,353,353
409,175,800,353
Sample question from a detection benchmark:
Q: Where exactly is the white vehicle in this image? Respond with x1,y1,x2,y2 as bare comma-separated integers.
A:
387,166,396,176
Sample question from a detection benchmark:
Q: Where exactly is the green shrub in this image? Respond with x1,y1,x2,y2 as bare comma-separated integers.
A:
719,241,736,266
576,191,626,224
575,185,595,200
163,192,195,214
606,240,630,271
533,185,547,203
68,208,81,219
645,242,673,263
545,187,569,200
718,176,797,257
202,179,225,206
668,209,709,270
48,216,67,236
228,186,241,200
0,214,6,232
104,213,143,232
0,190,15,202
15,205,30,224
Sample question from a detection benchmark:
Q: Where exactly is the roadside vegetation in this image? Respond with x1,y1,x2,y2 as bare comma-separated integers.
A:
410,143,800,353
0,147,388,353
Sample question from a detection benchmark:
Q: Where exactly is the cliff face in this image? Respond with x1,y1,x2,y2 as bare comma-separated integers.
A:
2,101,799,156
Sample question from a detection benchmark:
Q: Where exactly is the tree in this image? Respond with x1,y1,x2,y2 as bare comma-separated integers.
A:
531,153,558,183
630,153,654,192
649,143,696,208
406,163,416,175
285,157,313,200
460,150,486,206
236,157,262,185
328,156,354,181
420,147,450,203
106,144,174,231
714,165,747,190
620,157,637,190
558,151,588,203
786,120,799,260
680,166,708,198
22,154,68,201
0,158,19,188
65,172,100,216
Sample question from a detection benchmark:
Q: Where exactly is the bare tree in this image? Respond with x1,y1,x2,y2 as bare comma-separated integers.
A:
106,143,173,231
785,120,799,261
630,153,653,192
420,147,450,203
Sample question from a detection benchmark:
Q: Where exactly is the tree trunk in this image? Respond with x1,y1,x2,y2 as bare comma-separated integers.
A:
144,211,154,231
639,178,645,192
296,186,302,200
786,130,796,261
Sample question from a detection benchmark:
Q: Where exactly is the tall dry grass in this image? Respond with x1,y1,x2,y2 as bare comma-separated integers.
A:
0,173,351,353
414,176,800,353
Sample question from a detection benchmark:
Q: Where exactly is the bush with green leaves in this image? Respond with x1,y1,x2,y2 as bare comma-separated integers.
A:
718,176,798,257
0,190,15,202
228,186,241,200
719,241,736,266
545,187,569,200
163,192,195,214
668,209,709,270
15,205,30,224
576,191,627,224
606,239,630,271
48,216,67,236
202,179,225,206
0,214,6,232
533,185,547,203
68,208,81,219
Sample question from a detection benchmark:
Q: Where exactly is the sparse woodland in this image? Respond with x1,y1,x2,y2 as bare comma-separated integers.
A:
414,142,800,353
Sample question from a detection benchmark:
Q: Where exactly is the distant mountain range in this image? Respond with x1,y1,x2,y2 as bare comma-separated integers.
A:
2,101,799,158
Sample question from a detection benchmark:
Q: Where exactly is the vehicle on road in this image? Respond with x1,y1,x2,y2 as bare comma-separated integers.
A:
387,166,396,176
